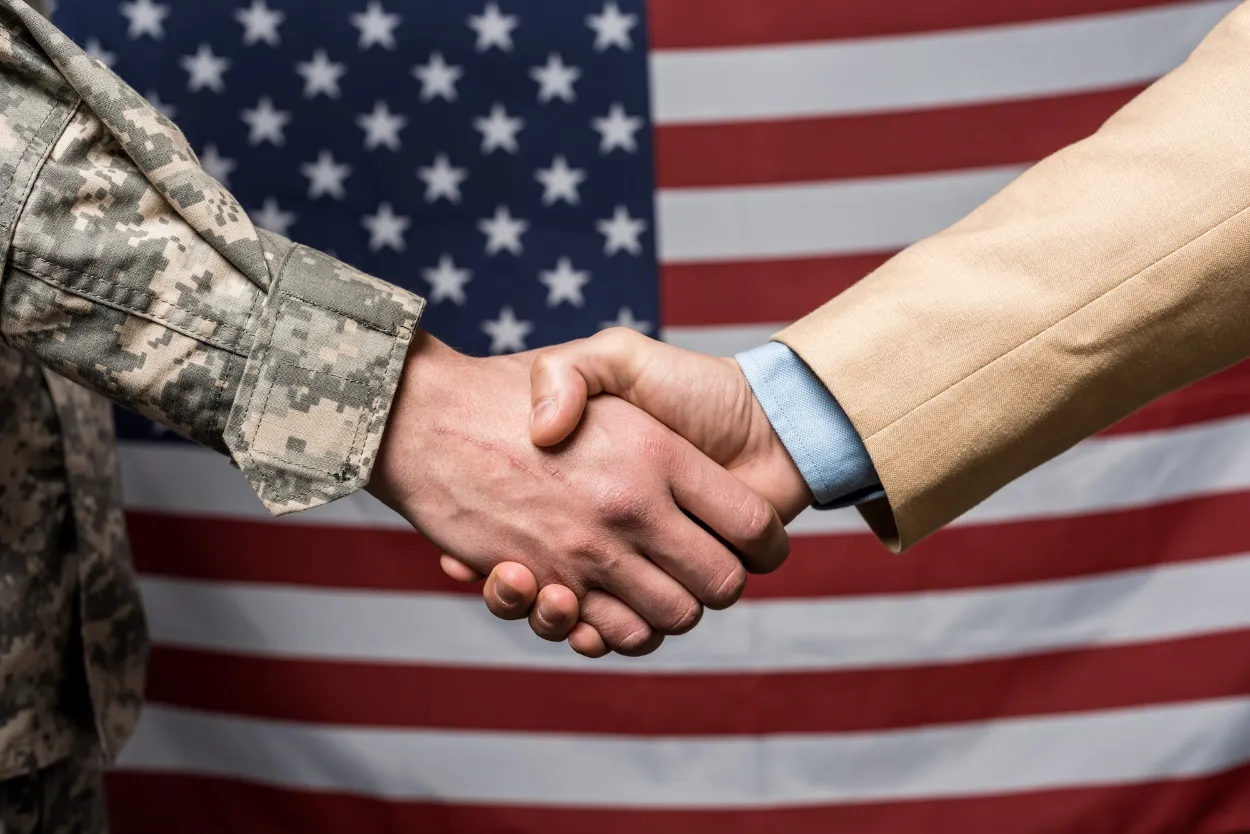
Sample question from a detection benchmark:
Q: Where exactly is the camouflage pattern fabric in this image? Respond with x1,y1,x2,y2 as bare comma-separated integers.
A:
0,0,427,791
0,0,426,513
0,755,108,834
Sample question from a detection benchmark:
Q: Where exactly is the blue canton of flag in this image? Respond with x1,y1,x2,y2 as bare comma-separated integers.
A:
51,0,659,442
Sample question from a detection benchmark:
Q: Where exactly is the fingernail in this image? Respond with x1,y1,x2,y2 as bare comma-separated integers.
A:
495,580,523,606
536,599,559,627
531,397,557,429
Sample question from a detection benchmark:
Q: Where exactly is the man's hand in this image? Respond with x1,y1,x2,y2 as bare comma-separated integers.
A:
444,328,814,656
366,331,790,655
530,329,813,520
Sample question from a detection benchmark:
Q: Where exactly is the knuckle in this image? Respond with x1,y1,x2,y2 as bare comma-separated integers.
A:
596,482,657,529
637,430,676,471
530,349,557,376
738,495,776,547
705,564,747,610
613,623,655,654
596,326,640,353
660,595,703,635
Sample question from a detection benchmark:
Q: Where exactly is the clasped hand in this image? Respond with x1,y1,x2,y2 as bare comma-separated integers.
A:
367,328,812,658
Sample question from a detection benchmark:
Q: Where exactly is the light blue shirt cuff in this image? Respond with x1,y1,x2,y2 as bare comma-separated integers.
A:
736,342,884,510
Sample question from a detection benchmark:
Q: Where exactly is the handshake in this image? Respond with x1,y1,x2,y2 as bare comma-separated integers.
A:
367,327,816,658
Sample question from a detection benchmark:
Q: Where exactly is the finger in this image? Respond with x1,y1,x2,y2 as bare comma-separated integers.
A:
482,562,539,621
440,554,485,582
528,584,581,641
598,552,704,636
529,340,597,447
644,508,748,610
531,328,691,448
669,445,791,575
530,329,660,448
567,622,609,658
579,590,665,657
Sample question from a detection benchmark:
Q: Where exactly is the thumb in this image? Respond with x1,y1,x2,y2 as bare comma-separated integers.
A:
529,329,646,447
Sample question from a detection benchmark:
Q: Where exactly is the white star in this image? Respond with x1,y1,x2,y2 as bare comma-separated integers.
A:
593,103,643,154
539,258,590,307
597,205,647,255
200,144,236,187
362,203,410,252
423,255,472,305
235,0,284,46
85,38,116,68
417,154,467,204
120,0,169,40
482,307,533,354
301,150,352,200
296,50,346,99
145,90,177,121
530,54,580,104
587,1,637,51
180,44,230,93
468,2,518,52
240,97,290,146
413,52,462,102
357,101,406,151
535,156,585,206
351,1,401,50
601,306,652,334
478,206,528,256
252,198,296,237
474,103,523,154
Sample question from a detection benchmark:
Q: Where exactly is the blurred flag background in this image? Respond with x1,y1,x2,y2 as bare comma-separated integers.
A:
50,0,1250,831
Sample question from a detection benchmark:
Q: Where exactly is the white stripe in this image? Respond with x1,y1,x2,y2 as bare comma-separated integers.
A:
120,442,412,530
116,698,1250,806
656,165,1023,263
651,2,1234,125
118,413,1250,537
139,552,1250,672
661,323,784,356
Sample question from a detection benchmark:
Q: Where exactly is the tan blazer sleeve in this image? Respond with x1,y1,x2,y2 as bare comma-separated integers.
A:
776,2,1250,552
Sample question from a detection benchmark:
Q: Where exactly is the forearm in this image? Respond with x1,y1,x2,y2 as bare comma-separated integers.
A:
778,1,1250,550
0,0,425,514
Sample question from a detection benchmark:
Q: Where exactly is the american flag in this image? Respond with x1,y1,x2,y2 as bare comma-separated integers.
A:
51,0,1250,831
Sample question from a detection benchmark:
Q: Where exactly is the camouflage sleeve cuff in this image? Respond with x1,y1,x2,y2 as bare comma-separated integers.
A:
225,233,425,516
0,1,428,517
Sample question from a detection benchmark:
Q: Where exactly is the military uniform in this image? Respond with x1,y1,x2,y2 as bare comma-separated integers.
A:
0,0,426,828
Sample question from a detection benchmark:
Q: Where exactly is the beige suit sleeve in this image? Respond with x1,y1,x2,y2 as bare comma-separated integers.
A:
777,2,1250,551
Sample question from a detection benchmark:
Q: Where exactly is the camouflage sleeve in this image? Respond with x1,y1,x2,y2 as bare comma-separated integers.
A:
0,0,426,515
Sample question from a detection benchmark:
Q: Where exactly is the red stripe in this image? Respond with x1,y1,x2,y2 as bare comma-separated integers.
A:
126,487,1250,598
106,765,1250,834
760,489,1250,598
648,0,1208,50
143,627,1250,735
1100,360,1250,436
655,87,1141,187
660,252,883,326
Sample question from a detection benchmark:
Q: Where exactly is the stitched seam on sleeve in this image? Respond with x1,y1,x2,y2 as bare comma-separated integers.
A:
0,98,68,351
241,294,386,479
11,251,250,355
0,96,68,235
245,371,366,478
281,289,415,338
245,237,298,338
864,200,1250,443
209,348,239,446
283,245,417,338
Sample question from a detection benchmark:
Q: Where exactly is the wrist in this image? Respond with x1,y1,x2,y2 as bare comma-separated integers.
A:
368,330,462,516
758,409,817,522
